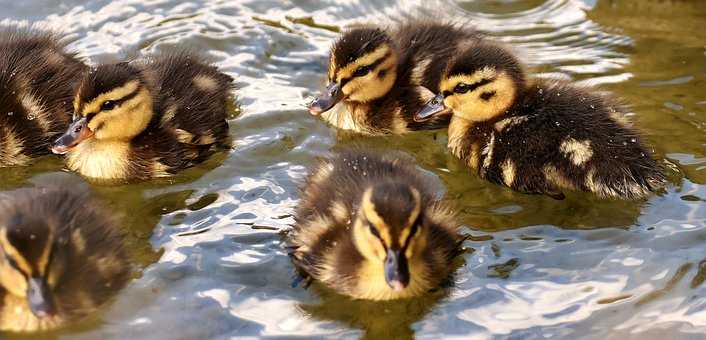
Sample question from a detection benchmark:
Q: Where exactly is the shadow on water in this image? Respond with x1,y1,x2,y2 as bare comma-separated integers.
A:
1,0,706,338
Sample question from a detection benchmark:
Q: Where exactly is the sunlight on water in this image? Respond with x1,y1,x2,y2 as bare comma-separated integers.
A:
1,0,705,339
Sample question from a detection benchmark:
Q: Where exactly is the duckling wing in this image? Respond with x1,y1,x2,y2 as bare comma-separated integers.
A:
146,51,233,147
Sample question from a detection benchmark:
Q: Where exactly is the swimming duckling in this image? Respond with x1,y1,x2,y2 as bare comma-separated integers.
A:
415,41,665,199
0,27,87,166
308,21,481,135
0,186,130,332
288,149,464,300
51,51,233,181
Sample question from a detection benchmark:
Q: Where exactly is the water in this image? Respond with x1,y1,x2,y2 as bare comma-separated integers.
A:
1,0,705,339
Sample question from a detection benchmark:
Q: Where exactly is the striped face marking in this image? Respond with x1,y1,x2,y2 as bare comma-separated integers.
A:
440,68,517,122
329,44,398,103
72,80,153,141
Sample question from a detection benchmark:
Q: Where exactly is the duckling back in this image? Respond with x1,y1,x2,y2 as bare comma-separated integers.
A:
496,81,665,199
0,186,130,332
0,28,86,166
130,51,233,175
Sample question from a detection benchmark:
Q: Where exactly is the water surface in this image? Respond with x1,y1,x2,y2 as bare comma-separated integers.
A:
1,0,706,339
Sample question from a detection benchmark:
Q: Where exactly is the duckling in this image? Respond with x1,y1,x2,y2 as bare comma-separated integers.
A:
0,186,130,332
308,21,482,135
0,27,87,166
415,41,665,199
51,51,233,181
288,149,464,300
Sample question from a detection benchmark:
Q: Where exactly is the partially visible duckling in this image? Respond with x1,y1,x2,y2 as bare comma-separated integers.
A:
415,41,665,199
308,21,481,135
0,186,130,332
51,51,233,181
0,27,87,166
288,149,464,300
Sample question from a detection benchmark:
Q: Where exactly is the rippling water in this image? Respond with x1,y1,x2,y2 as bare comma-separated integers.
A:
1,0,706,339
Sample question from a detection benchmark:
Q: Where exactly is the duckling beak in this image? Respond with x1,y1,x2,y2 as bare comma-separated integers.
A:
308,82,343,115
51,117,94,155
414,94,448,122
27,277,56,318
384,249,410,291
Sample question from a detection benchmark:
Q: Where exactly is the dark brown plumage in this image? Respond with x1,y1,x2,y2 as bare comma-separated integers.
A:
416,41,666,199
288,149,463,300
52,50,233,180
0,27,87,166
0,186,130,332
308,20,482,135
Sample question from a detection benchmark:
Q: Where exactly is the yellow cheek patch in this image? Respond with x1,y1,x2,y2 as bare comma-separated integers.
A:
336,45,391,82
80,80,140,116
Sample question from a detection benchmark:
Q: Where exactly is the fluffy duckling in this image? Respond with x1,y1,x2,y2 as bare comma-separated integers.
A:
0,186,130,332
415,41,665,199
308,21,481,135
51,51,233,181
0,27,86,166
288,150,464,300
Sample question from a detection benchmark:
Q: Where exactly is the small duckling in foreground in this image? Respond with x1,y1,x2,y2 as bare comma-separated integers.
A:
51,51,233,181
288,150,464,300
415,41,665,199
0,27,87,166
0,186,130,332
308,21,481,135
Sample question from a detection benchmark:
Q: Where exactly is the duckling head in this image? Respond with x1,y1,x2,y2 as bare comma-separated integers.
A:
352,181,427,292
52,63,153,154
415,43,525,123
308,27,398,114
0,212,68,319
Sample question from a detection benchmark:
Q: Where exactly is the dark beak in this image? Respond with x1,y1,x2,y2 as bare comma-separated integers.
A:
414,94,448,122
384,249,410,291
27,277,56,318
51,116,94,155
308,82,343,115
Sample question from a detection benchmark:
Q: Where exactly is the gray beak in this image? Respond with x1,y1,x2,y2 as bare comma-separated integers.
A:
414,94,447,122
27,277,56,318
308,82,343,115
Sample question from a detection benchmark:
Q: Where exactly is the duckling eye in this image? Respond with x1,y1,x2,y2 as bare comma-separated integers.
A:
353,65,372,78
368,224,382,240
6,256,22,274
454,83,470,94
100,100,117,111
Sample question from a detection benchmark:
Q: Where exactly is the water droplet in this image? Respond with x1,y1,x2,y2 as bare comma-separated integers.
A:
590,105,595,109
630,138,636,143
7,111,13,116
27,113,36,120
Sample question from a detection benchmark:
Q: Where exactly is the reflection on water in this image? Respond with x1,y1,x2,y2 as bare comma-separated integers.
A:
1,0,705,339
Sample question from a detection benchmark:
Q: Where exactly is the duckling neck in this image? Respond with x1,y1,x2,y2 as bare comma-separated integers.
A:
66,139,131,180
448,116,491,170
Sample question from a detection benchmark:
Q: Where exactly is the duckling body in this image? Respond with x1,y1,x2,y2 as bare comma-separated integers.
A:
52,51,233,181
0,28,86,166
0,186,130,332
288,150,463,300
416,42,665,199
309,21,481,135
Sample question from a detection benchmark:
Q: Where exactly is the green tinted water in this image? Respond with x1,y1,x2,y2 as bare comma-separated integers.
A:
1,0,706,339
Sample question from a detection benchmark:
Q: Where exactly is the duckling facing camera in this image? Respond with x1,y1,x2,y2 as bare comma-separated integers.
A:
415,41,665,200
0,186,130,332
51,51,233,181
0,27,87,166
288,150,464,300
308,21,481,135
